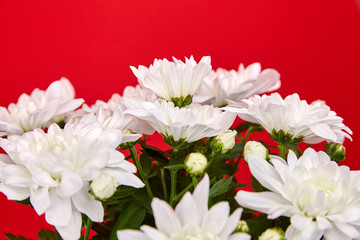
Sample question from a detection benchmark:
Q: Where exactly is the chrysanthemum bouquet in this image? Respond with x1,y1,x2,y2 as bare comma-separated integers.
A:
0,56,358,240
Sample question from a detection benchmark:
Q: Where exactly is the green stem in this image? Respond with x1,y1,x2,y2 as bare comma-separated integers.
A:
234,154,243,168
243,126,253,143
169,170,177,206
130,146,154,199
278,144,286,159
84,217,93,240
237,133,244,142
170,147,180,164
160,167,168,201
206,152,216,168
192,176,198,188
174,181,195,201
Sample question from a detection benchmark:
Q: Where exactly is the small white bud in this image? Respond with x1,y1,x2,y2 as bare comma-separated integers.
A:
90,173,117,200
211,130,237,154
235,220,250,233
259,228,285,240
244,141,268,163
185,152,208,176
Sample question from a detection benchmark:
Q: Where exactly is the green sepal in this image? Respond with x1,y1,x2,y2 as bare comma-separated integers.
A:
171,95,193,108
164,135,189,149
270,129,304,147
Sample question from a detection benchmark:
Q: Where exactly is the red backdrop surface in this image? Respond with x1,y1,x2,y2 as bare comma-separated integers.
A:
1,0,360,238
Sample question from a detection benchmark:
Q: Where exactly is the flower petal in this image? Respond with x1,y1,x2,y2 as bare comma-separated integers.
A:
175,192,199,226
30,186,50,215
45,190,72,226
140,225,169,240
247,153,284,193
57,171,83,197
71,184,104,222
192,174,209,220
201,201,229,235
117,229,152,240
151,198,181,236
236,191,294,218
55,207,82,240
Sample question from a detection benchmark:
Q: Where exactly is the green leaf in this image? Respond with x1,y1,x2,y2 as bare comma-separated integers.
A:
209,176,234,200
109,202,146,240
130,188,152,212
37,229,62,240
140,151,152,176
104,186,138,206
232,183,247,188
5,234,31,240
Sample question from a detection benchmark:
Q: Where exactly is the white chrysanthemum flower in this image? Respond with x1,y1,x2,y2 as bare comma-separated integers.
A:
70,90,155,139
70,104,143,144
235,148,360,240
130,56,211,106
224,93,352,144
0,77,84,136
123,84,158,103
0,122,144,240
117,174,250,240
194,63,280,107
125,99,236,145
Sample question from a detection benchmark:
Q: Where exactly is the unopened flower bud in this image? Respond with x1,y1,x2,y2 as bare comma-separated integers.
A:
185,152,207,176
90,173,117,200
210,130,237,154
244,141,268,162
119,130,139,149
325,142,346,162
235,220,250,233
259,228,285,240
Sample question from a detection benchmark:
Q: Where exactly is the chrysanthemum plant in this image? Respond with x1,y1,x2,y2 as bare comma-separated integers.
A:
0,56,357,240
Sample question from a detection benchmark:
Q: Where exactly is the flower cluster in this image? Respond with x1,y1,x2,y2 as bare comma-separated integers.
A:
0,56,357,240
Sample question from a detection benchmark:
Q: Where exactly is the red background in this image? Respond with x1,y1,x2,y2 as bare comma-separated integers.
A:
1,0,360,238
